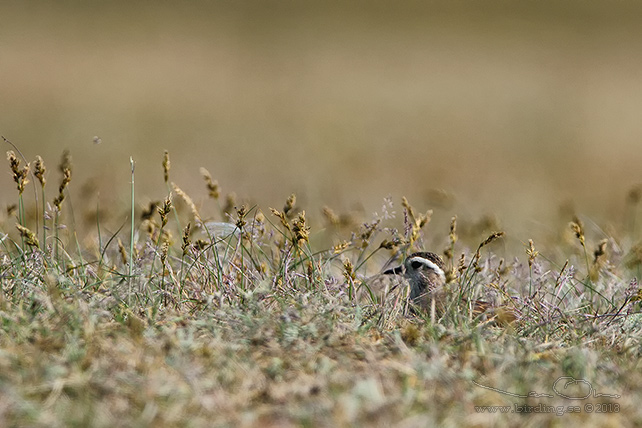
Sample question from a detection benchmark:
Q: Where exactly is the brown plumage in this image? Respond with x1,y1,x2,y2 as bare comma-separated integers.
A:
358,252,447,314
361,252,518,324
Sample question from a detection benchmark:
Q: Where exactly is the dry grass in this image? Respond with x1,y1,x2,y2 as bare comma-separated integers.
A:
1,148,641,427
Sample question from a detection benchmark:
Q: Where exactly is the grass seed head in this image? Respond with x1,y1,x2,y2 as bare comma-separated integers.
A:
53,167,72,210
480,231,504,248
162,150,170,183
160,241,169,264
343,258,356,282
251,210,266,239
284,193,296,217
359,219,381,248
59,149,72,173
181,222,191,254
626,278,640,301
157,195,173,228
333,240,350,254
199,167,220,199
409,209,432,245
400,196,431,247
401,196,415,222
526,239,539,267
379,236,405,252
16,224,39,248
117,238,128,265
33,155,46,187
458,253,467,276
7,150,19,172
194,239,208,250
322,206,340,226
496,258,507,278
292,210,310,244
172,183,201,223
444,217,454,260
570,219,585,246
270,207,291,232
6,151,30,194
593,238,607,263
255,210,265,224
235,204,248,229
449,216,458,244
417,209,432,229
445,265,458,283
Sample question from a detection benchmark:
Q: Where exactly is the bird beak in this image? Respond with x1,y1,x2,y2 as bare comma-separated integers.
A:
383,265,404,275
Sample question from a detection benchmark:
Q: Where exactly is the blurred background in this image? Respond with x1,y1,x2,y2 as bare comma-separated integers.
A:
2,1,642,243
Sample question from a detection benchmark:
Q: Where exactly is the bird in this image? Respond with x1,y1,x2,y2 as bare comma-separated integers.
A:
382,251,447,308
357,252,448,317
361,251,518,324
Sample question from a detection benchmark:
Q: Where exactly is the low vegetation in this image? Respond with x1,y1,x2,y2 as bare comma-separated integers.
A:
1,145,641,427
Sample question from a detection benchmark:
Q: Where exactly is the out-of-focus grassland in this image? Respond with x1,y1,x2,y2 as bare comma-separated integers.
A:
2,2,642,427
2,1,642,237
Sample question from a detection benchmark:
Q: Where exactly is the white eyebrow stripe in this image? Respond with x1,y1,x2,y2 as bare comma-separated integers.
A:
408,257,446,282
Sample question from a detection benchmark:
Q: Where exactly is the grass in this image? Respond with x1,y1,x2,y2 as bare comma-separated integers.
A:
1,147,642,427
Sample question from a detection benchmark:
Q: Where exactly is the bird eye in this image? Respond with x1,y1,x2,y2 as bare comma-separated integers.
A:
410,260,423,270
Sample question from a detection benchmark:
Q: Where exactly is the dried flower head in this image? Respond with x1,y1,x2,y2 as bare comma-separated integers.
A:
284,193,296,217
593,239,607,263
172,183,201,223
255,210,265,224
194,239,208,251
6,150,18,171
343,258,356,282
379,237,404,251
270,207,291,232
322,206,340,226
59,149,72,174
33,155,46,187
445,265,458,283
479,231,505,249
160,241,169,265
181,222,191,255
401,196,415,221
235,204,248,229
333,240,350,254
6,151,30,194
199,167,220,199
251,211,266,239
162,150,170,184
526,239,539,268
117,238,128,266
292,210,310,244
458,253,467,276
401,196,432,246
157,195,172,228
449,216,458,245
16,224,39,248
570,219,585,247
359,219,381,248
626,278,640,301
53,167,72,211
